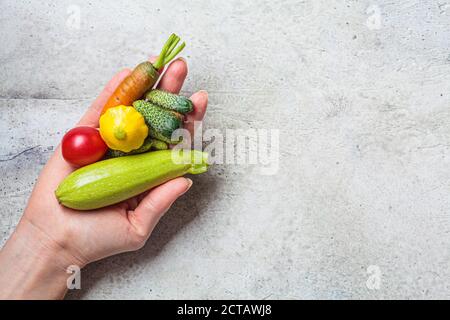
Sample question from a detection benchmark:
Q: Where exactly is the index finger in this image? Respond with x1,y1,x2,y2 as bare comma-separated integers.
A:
157,58,188,94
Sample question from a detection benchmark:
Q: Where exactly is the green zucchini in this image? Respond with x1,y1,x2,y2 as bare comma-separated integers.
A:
145,89,193,114
55,150,208,210
133,100,183,144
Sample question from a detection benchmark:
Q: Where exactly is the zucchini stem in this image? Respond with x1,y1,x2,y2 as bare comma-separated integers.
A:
153,33,185,70
188,151,209,174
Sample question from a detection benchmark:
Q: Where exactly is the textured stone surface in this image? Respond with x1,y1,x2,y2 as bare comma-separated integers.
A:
1,0,450,299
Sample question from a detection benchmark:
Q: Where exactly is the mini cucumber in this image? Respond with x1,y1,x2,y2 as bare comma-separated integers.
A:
145,89,193,114
152,139,169,150
56,150,208,210
107,137,154,158
133,100,183,144
107,137,168,158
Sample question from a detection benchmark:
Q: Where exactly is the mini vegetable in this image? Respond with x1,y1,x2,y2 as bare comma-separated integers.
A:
99,105,148,152
55,150,208,210
101,34,185,114
61,127,108,166
145,89,193,114
107,137,168,158
133,100,183,144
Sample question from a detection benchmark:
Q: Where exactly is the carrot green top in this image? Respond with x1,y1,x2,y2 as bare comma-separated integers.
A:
153,33,186,70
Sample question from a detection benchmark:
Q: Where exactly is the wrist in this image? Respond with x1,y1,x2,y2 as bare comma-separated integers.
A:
0,218,83,299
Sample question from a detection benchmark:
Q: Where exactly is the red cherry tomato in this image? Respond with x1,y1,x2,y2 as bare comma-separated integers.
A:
61,126,108,166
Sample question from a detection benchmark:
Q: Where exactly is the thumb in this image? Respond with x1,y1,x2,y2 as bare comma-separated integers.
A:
128,177,193,239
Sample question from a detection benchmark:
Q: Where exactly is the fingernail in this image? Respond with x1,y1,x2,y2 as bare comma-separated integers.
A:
185,178,193,190
177,56,187,63
180,178,193,196
199,90,208,100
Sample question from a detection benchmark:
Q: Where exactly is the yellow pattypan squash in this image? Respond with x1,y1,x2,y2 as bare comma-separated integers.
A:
99,105,148,152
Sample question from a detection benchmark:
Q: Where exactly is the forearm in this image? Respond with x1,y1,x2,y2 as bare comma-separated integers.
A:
0,219,78,299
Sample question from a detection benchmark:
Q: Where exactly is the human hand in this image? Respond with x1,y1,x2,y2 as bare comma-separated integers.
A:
0,57,208,299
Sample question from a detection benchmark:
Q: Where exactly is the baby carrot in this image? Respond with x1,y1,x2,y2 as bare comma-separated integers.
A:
102,34,185,114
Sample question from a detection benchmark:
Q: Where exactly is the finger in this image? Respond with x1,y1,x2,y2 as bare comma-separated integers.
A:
120,190,150,211
184,90,209,137
78,68,132,127
128,177,193,237
157,58,188,94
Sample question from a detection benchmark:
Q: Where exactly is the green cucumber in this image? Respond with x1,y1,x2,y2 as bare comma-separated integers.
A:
55,150,208,210
107,137,168,158
145,89,193,114
133,100,183,144
152,139,169,150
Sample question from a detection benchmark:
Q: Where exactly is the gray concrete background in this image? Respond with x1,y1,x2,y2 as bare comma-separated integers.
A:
1,0,449,299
